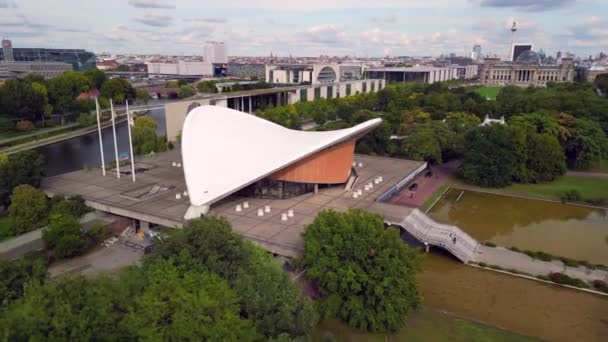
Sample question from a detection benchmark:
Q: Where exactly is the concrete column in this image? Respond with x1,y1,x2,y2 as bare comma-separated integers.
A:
249,96,252,113
241,96,244,111
314,184,319,194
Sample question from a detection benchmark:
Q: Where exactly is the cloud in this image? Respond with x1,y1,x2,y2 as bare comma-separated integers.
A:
297,24,347,46
562,16,608,49
182,17,227,24
128,0,176,9
134,14,174,27
471,0,576,11
0,0,17,9
371,14,398,23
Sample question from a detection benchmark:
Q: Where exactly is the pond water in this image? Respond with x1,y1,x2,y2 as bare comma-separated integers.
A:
429,188,608,265
419,252,608,342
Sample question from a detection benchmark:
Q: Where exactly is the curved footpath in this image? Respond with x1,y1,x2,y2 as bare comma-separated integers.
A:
391,209,608,285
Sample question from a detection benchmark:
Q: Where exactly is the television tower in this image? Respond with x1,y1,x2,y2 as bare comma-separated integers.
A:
509,20,517,60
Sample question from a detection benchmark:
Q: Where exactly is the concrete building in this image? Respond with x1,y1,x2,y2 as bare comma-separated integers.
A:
480,51,574,86
42,106,426,257
227,63,266,80
265,64,364,84
0,38,95,71
366,65,477,84
471,45,482,61
204,41,227,64
146,61,213,76
579,63,608,82
0,61,72,79
164,78,385,142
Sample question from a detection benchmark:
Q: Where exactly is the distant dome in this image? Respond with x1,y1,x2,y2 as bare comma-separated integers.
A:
516,50,541,65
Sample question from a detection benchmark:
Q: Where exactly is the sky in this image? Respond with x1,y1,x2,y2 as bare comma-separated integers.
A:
0,0,607,58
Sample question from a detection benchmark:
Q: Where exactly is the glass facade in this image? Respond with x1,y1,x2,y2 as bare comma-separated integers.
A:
236,178,315,199
0,48,96,71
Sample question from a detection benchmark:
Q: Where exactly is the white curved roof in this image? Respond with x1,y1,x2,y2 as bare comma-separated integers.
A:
181,106,381,215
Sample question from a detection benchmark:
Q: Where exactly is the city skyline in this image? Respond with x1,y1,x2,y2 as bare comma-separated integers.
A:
0,0,606,57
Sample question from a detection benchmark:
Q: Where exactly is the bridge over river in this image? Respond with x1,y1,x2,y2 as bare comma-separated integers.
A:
371,204,608,286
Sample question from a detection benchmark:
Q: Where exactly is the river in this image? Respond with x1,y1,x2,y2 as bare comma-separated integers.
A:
36,99,169,177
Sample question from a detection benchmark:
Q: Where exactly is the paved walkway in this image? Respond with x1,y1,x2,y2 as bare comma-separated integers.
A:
391,209,608,284
567,171,608,179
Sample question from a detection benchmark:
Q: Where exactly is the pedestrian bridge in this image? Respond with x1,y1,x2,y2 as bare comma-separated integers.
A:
388,208,479,263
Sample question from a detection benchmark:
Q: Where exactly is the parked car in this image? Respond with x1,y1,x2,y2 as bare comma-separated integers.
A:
409,183,418,191
425,170,433,178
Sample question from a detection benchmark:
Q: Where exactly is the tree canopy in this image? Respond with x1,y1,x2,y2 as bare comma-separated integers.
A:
301,209,420,332
131,116,167,155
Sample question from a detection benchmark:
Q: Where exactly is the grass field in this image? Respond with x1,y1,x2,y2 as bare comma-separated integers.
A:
472,86,501,99
503,176,608,202
313,307,537,342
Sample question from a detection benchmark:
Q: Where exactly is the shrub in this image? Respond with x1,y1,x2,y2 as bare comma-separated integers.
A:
42,214,85,259
484,241,496,247
560,189,582,203
87,223,110,242
547,272,588,288
15,120,34,132
592,280,608,293
0,117,13,131
77,113,96,127
8,185,48,234
167,141,174,150
508,246,521,252
50,195,90,218
534,251,553,262
478,262,487,267
558,257,580,268
585,198,607,206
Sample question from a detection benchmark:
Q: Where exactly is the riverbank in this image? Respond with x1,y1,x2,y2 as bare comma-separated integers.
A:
313,307,537,341
1,110,148,155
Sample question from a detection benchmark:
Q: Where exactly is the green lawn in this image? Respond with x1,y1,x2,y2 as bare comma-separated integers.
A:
421,183,450,212
0,216,14,241
312,307,537,342
503,176,608,202
472,86,500,99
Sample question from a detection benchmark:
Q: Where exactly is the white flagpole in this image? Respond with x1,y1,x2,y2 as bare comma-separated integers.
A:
126,99,136,182
95,97,106,176
110,100,120,178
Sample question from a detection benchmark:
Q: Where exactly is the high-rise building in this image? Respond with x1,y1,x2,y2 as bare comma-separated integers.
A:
0,38,95,70
204,41,227,64
511,43,533,62
471,45,482,61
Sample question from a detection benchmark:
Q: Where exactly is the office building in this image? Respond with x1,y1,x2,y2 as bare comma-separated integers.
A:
480,50,574,86
227,63,266,80
511,43,533,62
1,61,72,79
204,41,227,64
471,45,482,61
265,63,364,84
0,39,95,71
146,61,213,76
366,65,478,84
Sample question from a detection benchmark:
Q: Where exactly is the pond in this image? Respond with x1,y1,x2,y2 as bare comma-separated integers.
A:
429,188,608,265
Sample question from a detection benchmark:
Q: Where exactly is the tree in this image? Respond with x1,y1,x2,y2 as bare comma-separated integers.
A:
131,116,167,155
47,71,92,113
49,195,89,218
0,252,47,309
178,85,194,98
0,150,45,205
301,209,420,332
0,80,47,121
31,82,53,124
235,248,318,338
8,185,48,234
100,78,135,103
564,118,608,170
125,260,258,341
84,68,107,90
524,133,566,182
458,125,521,187
135,88,151,104
402,129,442,163
42,214,85,259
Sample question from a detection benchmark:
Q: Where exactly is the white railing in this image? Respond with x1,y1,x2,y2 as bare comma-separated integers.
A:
395,209,479,263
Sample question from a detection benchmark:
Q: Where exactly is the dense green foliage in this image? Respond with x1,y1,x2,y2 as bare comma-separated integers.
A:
301,209,420,332
131,116,167,155
0,252,47,309
178,84,195,98
42,214,85,259
0,151,45,205
0,216,318,340
100,78,135,102
257,81,608,186
196,80,220,93
8,185,48,235
147,217,318,339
